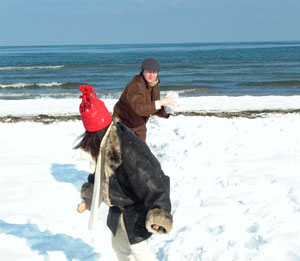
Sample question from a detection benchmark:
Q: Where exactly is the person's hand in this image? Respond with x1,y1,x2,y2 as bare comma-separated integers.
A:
151,224,159,230
77,202,87,213
160,93,177,107
151,224,166,233
167,112,176,117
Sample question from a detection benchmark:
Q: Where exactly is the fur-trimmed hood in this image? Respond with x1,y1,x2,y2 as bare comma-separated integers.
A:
104,119,122,174
102,120,122,206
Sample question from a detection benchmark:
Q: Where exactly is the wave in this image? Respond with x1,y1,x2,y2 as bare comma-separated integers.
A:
0,82,64,89
0,93,79,100
0,65,64,71
160,85,213,96
161,85,211,91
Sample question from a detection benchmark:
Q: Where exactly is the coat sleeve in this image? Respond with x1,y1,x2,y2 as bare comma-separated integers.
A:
80,181,93,210
125,82,158,117
79,150,96,210
153,107,170,118
121,138,173,234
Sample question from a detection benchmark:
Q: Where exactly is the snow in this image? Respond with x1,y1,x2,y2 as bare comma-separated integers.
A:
1,95,300,117
1,95,300,261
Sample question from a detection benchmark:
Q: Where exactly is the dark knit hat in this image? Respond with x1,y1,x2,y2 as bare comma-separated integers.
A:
141,58,160,72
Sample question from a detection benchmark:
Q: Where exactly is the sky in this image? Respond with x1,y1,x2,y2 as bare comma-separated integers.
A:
0,0,300,46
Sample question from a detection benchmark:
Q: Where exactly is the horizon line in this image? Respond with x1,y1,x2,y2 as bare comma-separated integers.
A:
1,39,300,48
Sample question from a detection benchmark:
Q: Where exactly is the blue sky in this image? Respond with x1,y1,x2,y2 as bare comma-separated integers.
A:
0,0,300,46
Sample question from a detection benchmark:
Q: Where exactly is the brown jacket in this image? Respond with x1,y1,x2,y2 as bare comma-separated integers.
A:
113,74,168,140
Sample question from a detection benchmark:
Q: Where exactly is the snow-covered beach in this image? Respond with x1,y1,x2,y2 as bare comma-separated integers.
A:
1,95,300,260
1,95,300,117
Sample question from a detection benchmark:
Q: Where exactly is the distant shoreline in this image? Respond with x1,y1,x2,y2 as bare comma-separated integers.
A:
1,109,299,124
1,40,300,48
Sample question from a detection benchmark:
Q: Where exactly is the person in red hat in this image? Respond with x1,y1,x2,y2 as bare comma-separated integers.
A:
113,58,177,141
75,84,173,261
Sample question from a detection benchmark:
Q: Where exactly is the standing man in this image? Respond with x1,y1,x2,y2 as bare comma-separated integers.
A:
113,58,177,141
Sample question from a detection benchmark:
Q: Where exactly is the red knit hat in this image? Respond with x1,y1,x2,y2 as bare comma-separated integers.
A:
79,84,112,132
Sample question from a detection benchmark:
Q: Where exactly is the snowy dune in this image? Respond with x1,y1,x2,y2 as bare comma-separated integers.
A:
0,96,300,260
1,95,300,117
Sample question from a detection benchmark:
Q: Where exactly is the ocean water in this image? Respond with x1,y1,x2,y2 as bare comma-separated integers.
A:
1,41,300,100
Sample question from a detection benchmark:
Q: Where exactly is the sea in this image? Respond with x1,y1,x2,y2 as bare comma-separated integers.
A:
1,41,300,101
